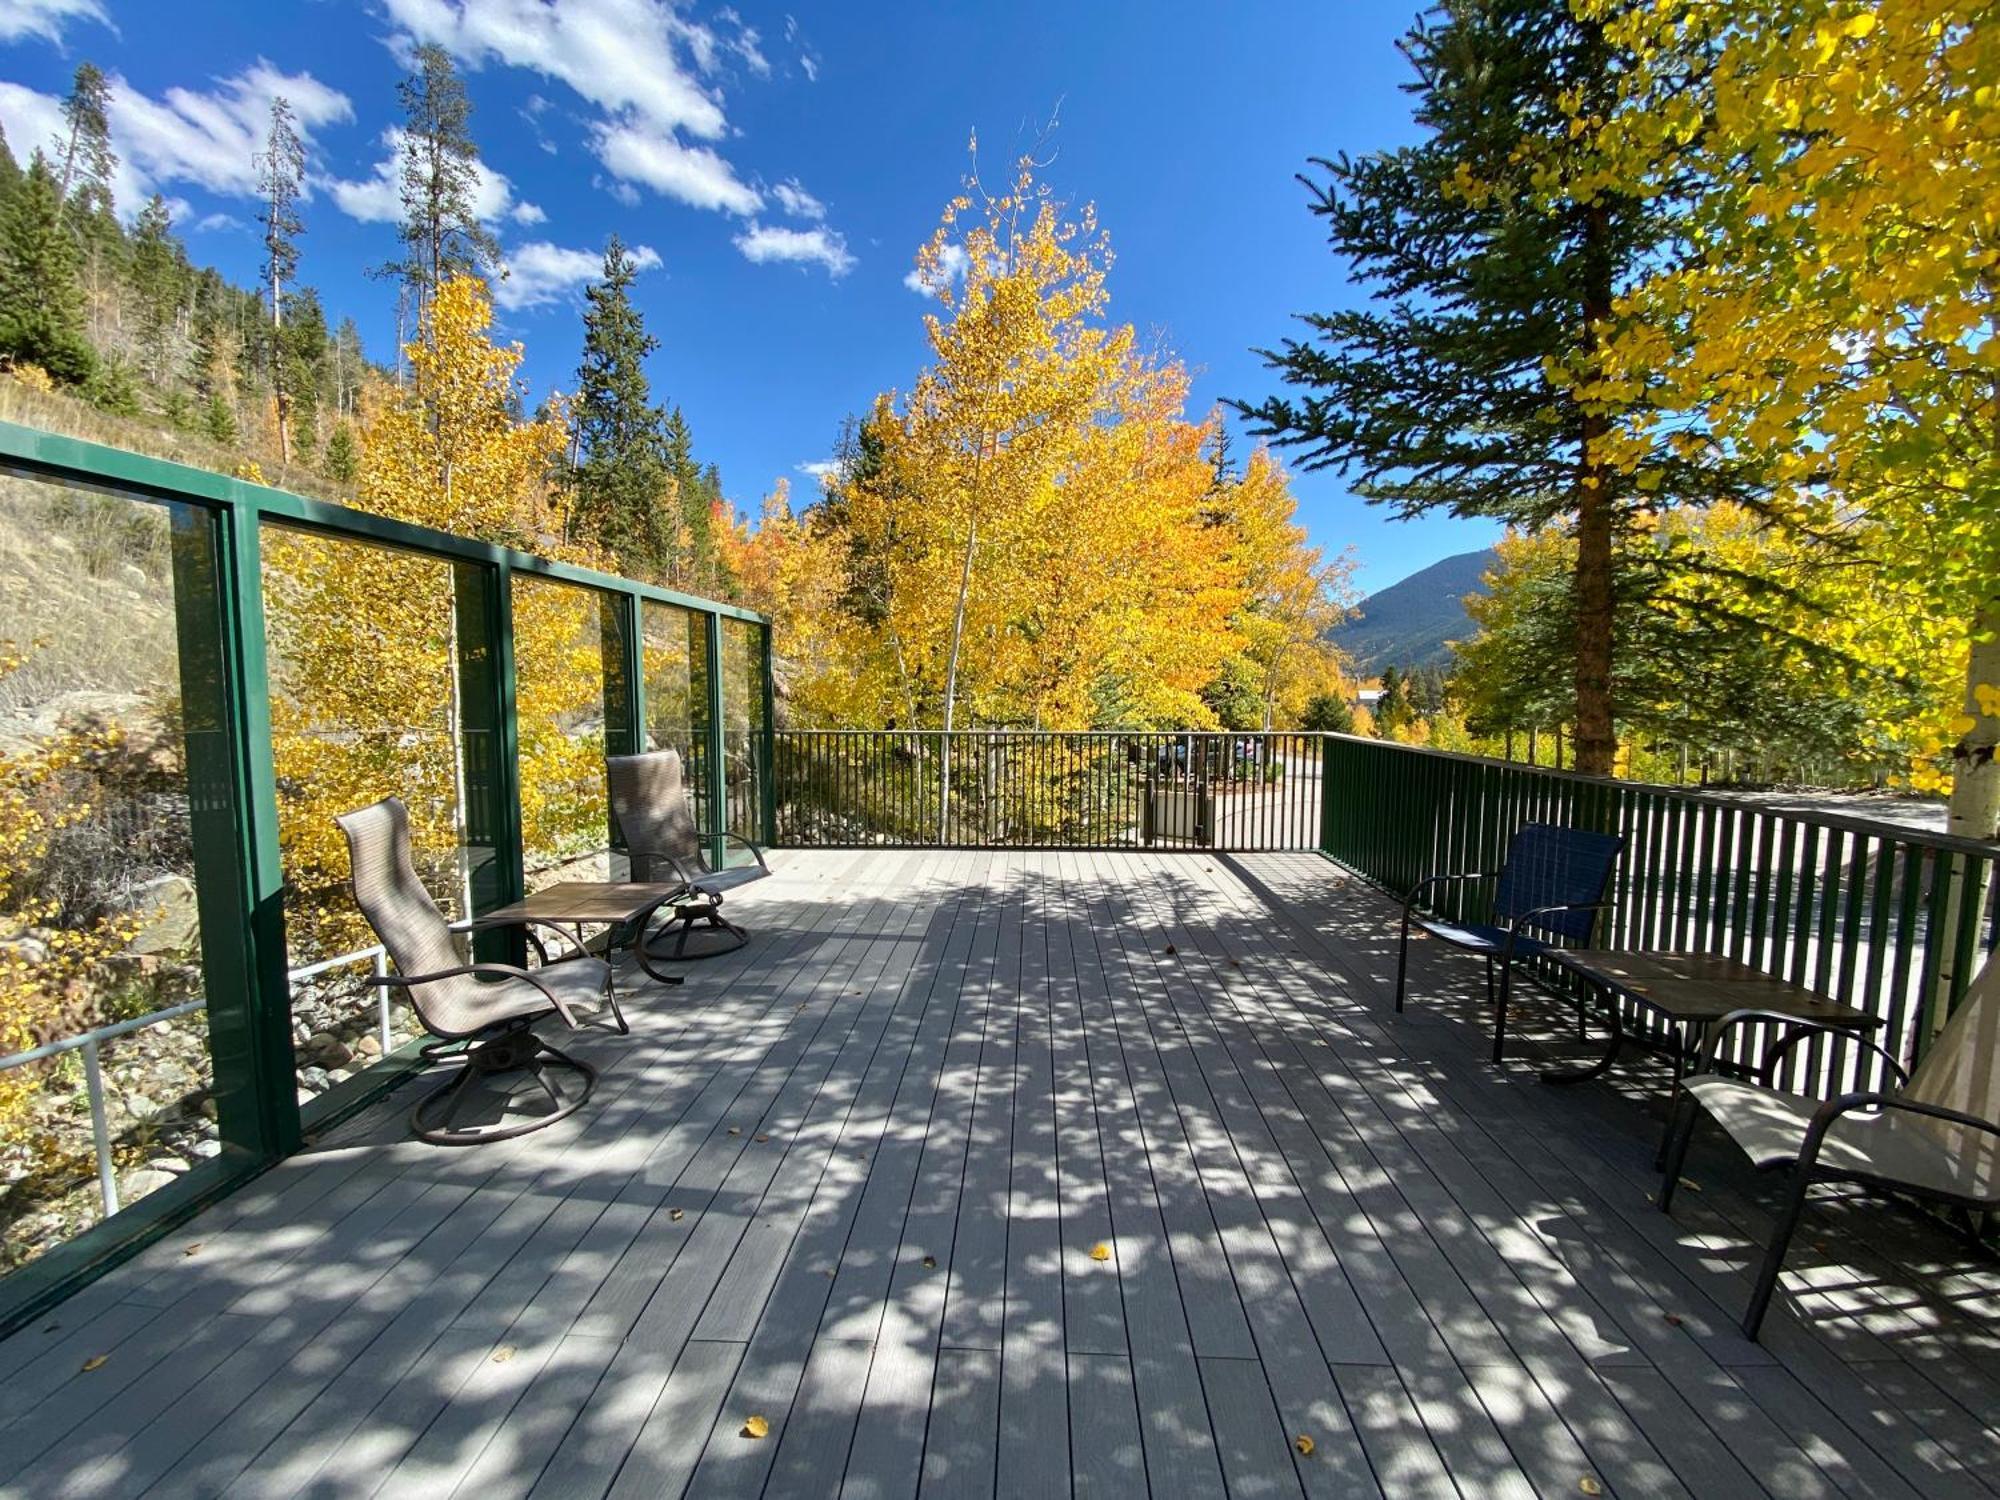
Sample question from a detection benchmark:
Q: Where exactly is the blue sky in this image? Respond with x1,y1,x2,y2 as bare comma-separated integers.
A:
0,0,1500,593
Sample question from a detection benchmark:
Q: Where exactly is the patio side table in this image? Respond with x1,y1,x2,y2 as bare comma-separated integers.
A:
470,880,690,1033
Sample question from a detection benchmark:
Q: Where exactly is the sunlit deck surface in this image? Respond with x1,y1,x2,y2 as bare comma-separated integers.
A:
5,850,1999,1499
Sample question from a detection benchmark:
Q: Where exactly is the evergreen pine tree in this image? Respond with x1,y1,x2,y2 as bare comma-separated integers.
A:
0,152,95,384
282,285,329,447
127,193,182,383
202,390,236,445
1375,665,1415,736
51,63,115,218
322,420,359,483
257,96,307,462
571,235,672,577
1237,0,1743,775
0,122,21,208
390,45,501,343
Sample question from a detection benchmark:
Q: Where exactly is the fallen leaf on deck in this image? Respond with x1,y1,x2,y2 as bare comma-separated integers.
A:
81,1355,107,1372
492,1345,516,1363
728,1127,741,1136
1663,1312,1683,1327
183,1242,203,1256
921,1254,937,1269
755,1134,769,1143
1578,1479,1603,1496
670,1208,685,1222
1090,1243,1112,1262
1295,1434,1315,1457
743,1414,770,1439
1164,944,1177,955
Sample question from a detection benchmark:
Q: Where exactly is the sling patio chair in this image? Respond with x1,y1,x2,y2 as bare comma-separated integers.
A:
1659,955,2000,1339
607,748,771,962
1395,821,1625,1062
338,796,612,1145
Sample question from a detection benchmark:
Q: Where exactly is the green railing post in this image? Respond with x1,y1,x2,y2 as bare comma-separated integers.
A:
760,620,778,848
703,609,727,869
601,589,642,859
457,561,525,961
173,500,298,1161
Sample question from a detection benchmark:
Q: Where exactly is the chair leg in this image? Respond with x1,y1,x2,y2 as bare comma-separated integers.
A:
1395,918,1413,1014
1743,1171,1812,1340
1657,1095,1702,1210
1492,959,1511,1063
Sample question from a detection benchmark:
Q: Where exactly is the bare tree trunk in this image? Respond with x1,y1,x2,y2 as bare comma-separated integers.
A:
937,516,978,842
1934,599,2000,1021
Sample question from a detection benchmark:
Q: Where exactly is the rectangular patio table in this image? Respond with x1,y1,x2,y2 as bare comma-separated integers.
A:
1537,948,1884,1090
470,880,690,1032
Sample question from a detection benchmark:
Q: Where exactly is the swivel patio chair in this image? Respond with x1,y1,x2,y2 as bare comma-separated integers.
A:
1660,956,2000,1339
1395,821,1624,1062
607,748,771,961
338,797,610,1145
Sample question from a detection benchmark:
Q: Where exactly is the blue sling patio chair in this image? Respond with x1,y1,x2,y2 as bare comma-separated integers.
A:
1395,822,1624,1062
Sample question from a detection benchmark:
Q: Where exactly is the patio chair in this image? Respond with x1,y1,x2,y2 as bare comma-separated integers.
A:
1395,821,1624,1062
607,748,771,961
337,797,610,1145
1659,957,2000,1339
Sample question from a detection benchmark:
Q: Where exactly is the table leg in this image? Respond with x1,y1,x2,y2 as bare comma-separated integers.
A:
631,896,687,989
1540,981,1623,1085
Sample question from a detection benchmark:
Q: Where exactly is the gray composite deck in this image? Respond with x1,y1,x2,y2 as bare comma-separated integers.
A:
2,849,1997,1499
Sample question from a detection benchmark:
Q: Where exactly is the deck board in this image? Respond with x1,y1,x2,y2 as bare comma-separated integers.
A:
1,847,1995,1500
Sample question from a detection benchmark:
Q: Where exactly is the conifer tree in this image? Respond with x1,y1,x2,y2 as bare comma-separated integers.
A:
202,390,236,445
322,420,358,483
0,152,95,384
126,193,181,383
0,123,21,208
390,45,500,343
52,63,115,221
1238,0,1741,775
258,97,306,462
571,235,671,577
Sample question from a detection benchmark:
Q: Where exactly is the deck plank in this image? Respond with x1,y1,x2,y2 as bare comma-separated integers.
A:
1,848,1993,1500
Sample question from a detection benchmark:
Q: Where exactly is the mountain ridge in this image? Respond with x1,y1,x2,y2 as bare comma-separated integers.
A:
1333,547,1496,674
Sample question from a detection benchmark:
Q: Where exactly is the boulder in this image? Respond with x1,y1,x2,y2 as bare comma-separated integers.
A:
119,1167,180,1201
119,874,200,957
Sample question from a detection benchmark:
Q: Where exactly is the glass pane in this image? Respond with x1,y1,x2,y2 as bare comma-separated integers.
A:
0,473,225,1271
642,602,713,833
513,575,619,887
261,523,463,1108
721,617,766,852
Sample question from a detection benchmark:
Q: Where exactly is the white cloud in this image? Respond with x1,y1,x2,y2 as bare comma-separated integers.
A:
495,238,660,311
593,120,761,214
795,459,838,480
770,178,824,221
904,242,969,295
192,210,242,234
327,127,522,225
734,221,854,278
799,54,819,83
382,0,728,139
0,0,108,46
0,64,349,216
510,200,547,225
110,62,351,200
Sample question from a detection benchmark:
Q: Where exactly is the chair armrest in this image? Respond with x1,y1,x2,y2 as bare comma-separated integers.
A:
1501,900,1612,959
1402,870,1501,919
1797,1091,2000,1185
692,828,771,872
1758,1023,1908,1090
1694,1008,1900,1082
366,962,582,1027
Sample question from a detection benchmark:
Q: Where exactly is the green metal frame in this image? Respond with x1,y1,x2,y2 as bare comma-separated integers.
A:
0,420,767,1336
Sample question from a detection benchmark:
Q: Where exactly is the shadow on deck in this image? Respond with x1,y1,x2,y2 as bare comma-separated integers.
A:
1,849,1995,1499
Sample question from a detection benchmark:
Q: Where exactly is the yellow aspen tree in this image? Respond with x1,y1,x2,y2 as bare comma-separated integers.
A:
1584,0,1998,841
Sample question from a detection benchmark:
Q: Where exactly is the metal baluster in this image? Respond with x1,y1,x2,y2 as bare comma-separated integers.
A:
84,1036,119,1217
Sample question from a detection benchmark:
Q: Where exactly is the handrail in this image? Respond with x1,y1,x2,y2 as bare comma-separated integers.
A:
1320,732,1993,858
0,922,480,1220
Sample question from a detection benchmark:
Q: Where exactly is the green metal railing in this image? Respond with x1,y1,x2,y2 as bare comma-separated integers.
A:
1320,735,1999,1091
773,730,1328,851
0,422,772,1333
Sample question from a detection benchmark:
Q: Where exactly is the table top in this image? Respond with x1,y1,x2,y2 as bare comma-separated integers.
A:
1547,949,1882,1028
471,881,685,925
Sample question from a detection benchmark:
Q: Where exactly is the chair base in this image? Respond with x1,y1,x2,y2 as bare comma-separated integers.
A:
411,1026,596,1145
636,900,748,978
